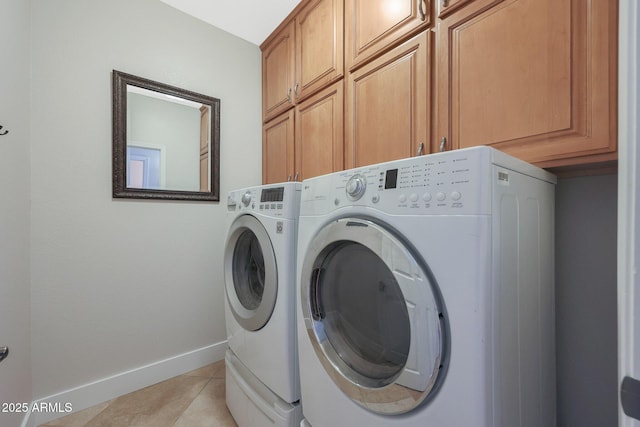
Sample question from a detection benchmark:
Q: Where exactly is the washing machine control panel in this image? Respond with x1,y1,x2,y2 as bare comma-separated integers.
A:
373,161,469,210
345,173,367,201
227,183,302,218
241,191,252,207
301,148,511,215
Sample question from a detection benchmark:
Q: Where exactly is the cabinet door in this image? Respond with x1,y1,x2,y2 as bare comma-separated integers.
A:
436,0,473,18
295,0,344,102
346,32,430,168
263,110,295,184
435,0,617,169
345,0,429,71
295,81,344,181
262,22,295,122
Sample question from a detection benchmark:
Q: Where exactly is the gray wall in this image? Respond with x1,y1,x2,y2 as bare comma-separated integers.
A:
556,174,618,427
30,0,262,400
0,0,32,426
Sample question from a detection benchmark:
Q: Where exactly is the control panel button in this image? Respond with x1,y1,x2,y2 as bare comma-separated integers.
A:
436,192,446,201
409,193,418,203
451,191,462,201
422,192,432,202
398,194,407,203
241,191,252,207
346,174,367,201
372,193,380,203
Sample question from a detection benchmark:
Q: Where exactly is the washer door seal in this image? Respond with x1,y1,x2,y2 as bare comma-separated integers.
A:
225,214,277,331
300,217,448,415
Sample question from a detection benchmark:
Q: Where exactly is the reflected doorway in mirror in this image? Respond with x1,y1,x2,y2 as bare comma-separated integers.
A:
127,145,164,189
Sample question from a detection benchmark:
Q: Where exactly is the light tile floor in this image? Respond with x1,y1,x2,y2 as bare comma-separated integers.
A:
39,360,237,427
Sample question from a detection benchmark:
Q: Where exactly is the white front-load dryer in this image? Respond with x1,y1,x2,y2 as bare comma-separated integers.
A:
224,182,302,427
296,146,557,426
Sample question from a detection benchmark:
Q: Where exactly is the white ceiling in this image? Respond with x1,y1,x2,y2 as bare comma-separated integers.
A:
159,0,301,46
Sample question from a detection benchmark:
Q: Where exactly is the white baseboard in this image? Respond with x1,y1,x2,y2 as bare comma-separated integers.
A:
21,341,227,427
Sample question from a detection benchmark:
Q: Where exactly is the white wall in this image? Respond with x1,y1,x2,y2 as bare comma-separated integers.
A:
556,174,618,427
0,0,32,426
30,0,261,403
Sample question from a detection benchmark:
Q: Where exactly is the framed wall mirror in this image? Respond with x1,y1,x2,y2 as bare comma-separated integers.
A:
112,70,220,201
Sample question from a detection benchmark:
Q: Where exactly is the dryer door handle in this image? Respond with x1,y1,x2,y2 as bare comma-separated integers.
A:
310,268,325,321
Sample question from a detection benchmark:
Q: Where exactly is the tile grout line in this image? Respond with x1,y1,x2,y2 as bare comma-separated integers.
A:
81,400,114,427
170,377,216,427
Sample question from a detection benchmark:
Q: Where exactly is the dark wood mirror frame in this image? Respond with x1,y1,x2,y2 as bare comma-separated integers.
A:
112,70,220,201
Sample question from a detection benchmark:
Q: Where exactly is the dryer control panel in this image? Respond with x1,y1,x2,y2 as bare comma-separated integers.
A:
300,146,555,216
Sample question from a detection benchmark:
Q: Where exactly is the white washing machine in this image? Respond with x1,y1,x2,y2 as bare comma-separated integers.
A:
224,182,302,427
295,146,557,426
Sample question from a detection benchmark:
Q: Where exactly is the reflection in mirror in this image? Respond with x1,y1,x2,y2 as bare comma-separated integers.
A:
112,70,220,201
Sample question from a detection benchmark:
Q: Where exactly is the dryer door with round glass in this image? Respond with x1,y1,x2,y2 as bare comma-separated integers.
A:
225,214,277,331
300,217,448,415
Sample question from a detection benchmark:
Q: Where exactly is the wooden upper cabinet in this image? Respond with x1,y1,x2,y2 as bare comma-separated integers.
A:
346,32,430,168
262,0,344,122
263,109,295,184
295,0,344,102
262,82,344,184
345,0,430,71
296,81,344,180
435,0,618,170
262,23,295,122
437,0,473,18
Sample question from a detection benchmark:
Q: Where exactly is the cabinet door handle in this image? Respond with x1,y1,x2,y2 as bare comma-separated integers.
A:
294,172,299,181
417,142,425,156
419,0,426,21
287,88,292,103
294,83,300,99
439,137,447,152
442,0,449,9
287,175,292,182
